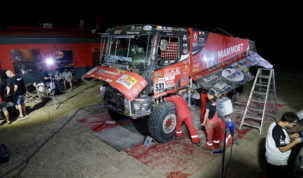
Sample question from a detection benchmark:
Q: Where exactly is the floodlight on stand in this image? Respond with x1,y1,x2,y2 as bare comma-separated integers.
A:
45,58,54,66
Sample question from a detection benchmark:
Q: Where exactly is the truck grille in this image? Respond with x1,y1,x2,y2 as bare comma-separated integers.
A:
105,87,124,113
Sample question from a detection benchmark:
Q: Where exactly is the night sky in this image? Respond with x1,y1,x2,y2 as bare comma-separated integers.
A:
1,3,301,71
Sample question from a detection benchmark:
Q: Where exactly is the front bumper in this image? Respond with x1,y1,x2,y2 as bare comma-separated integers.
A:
103,86,152,119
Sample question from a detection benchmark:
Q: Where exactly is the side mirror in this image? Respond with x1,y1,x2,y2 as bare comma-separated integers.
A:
160,39,167,51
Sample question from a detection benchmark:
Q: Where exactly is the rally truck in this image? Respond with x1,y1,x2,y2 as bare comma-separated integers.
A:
83,24,272,143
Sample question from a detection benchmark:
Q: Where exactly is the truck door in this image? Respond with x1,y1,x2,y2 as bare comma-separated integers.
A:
154,35,190,98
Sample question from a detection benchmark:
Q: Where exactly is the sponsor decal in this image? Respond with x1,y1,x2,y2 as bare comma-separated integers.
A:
104,70,119,76
213,82,230,91
165,67,180,75
222,68,244,82
114,28,123,34
143,25,152,31
183,35,188,41
194,33,198,41
97,69,105,74
218,43,244,60
182,76,188,83
126,31,140,35
156,72,162,78
165,80,174,88
116,75,137,89
183,64,189,72
203,74,219,83
164,67,180,81
191,32,199,49
106,55,132,63
162,26,173,32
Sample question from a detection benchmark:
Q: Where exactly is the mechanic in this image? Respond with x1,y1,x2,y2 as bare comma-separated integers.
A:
201,90,233,151
265,112,302,178
164,94,201,146
202,90,225,150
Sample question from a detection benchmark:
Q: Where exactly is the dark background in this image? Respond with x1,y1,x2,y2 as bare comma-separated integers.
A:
0,2,301,71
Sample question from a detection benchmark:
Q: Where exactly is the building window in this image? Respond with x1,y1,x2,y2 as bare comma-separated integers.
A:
10,49,42,74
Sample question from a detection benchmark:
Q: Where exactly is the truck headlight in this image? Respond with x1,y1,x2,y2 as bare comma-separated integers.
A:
100,85,106,100
133,102,141,112
131,98,152,114
124,98,131,115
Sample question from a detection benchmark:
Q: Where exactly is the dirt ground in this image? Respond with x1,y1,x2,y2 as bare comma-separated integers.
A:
0,67,303,178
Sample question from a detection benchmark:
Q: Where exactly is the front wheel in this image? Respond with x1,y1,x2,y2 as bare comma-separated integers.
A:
148,101,177,143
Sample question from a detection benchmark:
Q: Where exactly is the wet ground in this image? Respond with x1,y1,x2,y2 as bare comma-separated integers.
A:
0,67,302,178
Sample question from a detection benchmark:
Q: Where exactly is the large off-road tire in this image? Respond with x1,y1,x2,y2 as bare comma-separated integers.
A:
148,101,177,143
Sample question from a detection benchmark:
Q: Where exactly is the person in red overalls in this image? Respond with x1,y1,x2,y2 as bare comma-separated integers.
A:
164,94,201,146
202,90,233,151
200,90,208,126
202,90,225,150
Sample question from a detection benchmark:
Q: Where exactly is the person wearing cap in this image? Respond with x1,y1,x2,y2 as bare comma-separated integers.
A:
265,112,302,178
202,90,225,150
164,94,201,146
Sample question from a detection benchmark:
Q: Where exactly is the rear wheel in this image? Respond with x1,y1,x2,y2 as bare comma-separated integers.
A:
148,101,177,143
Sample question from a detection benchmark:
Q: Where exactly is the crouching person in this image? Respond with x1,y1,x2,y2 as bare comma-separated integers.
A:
164,94,201,146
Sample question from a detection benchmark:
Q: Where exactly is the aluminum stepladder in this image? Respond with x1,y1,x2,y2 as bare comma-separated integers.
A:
239,68,277,135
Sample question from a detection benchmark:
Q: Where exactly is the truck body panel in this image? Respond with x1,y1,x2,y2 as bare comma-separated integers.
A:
189,29,249,76
83,66,148,101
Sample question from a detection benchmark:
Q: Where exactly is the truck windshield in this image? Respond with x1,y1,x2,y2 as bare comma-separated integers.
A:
104,35,152,70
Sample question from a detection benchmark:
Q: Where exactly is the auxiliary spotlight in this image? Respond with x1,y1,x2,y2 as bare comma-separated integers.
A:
45,58,54,66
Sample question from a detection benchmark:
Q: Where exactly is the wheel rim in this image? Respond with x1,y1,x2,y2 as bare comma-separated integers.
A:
162,114,177,134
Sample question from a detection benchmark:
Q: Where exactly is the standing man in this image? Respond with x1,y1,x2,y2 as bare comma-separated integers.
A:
6,70,27,118
265,112,302,178
164,94,201,146
0,76,11,124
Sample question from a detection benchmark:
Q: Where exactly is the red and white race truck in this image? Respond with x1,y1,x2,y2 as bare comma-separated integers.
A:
83,24,272,143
